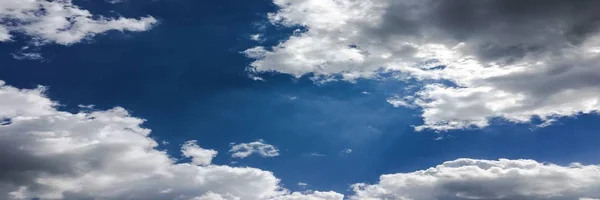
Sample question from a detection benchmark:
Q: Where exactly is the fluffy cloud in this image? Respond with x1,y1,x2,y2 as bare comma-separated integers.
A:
351,158,600,200
0,0,156,45
0,80,341,200
2,80,600,199
246,0,600,131
230,139,280,158
181,140,218,166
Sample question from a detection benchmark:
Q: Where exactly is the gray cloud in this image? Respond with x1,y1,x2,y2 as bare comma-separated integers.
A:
246,0,600,130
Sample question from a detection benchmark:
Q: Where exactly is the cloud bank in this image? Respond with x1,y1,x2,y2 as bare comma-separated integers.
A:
0,0,156,45
246,0,600,131
0,80,339,200
351,158,600,200
1,80,599,199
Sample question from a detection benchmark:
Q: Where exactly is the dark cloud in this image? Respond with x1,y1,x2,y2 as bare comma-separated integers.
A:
248,0,600,130
370,0,600,63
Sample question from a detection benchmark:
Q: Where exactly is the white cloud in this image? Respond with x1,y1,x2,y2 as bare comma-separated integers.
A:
230,139,280,159
181,140,218,166
341,149,352,154
271,191,344,200
0,0,157,45
251,34,264,42
0,80,341,200
246,0,600,131
11,52,43,60
2,80,600,200
308,153,326,157
297,182,308,187
105,0,125,4
191,192,240,200
387,96,415,109
351,158,600,200
0,25,11,41
77,104,95,109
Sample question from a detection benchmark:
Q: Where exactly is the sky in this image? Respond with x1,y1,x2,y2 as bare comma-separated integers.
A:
1,0,600,200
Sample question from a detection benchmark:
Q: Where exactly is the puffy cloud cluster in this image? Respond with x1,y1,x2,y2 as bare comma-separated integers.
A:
0,80,340,200
351,158,600,200
0,0,156,45
230,139,280,158
2,80,600,199
246,0,600,130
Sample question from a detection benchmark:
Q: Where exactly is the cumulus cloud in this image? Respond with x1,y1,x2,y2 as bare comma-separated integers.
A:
0,0,156,45
1,82,599,200
351,158,600,200
181,140,218,166
230,139,280,158
0,80,341,200
246,0,600,131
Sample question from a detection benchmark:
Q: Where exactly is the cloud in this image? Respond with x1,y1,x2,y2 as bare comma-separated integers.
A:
271,191,344,200
288,96,299,100
340,149,352,154
251,34,264,42
181,140,218,166
351,158,600,200
308,153,326,157
387,96,415,109
0,0,157,45
0,80,341,200
105,0,125,4
2,80,599,200
297,182,308,187
11,52,43,60
191,192,240,200
246,0,600,131
230,139,280,159
0,25,10,41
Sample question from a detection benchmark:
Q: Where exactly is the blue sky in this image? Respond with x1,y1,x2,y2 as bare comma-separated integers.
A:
1,0,600,200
